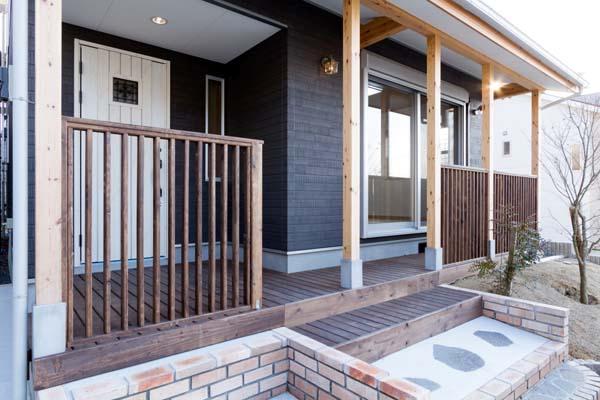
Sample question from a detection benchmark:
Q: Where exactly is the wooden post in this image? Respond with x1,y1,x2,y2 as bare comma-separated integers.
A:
531,89,541,225
482,64,495,257
249,143,263,309
33,0,66,358
425,34,443,270
341,0,363,288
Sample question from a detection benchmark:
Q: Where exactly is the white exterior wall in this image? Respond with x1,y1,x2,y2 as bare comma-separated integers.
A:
493,94,600,245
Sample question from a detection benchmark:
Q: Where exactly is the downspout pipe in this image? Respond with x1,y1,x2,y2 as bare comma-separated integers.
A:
10,0,29,398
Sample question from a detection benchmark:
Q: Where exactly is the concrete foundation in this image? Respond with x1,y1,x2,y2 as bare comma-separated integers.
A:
488,239,496,259
32,302,66,359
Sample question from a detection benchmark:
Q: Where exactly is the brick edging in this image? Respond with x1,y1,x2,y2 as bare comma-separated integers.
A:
465,341,568,399
441,285,569,344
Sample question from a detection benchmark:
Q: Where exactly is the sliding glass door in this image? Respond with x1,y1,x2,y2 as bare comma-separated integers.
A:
365,80,416,235
362,75,465,238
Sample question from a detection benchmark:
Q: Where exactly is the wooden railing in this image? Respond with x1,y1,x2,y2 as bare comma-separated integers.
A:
61,117,263,345
494,172,538,254
441,165,488,264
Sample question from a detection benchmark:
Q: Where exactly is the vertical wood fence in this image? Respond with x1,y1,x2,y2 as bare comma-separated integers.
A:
494,172,538,254
441,166,538,264
61,117,263,345
441,165,488,264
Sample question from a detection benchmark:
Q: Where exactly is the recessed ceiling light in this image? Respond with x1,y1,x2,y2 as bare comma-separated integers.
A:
151,16,168,25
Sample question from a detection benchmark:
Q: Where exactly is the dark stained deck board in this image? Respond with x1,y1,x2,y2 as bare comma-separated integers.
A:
291,286,479,347
71,254,427,340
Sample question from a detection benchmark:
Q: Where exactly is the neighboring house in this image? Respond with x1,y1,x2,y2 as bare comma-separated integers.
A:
494,93,600,252
4,0,587,399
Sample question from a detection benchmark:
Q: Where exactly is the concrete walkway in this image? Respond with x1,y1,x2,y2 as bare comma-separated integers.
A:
523,360,600,400
373,317,549,400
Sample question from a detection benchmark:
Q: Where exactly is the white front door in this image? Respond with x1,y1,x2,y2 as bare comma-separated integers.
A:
75,40,170,266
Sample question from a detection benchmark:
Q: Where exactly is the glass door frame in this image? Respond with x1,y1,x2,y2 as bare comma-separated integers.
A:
360,54,467,239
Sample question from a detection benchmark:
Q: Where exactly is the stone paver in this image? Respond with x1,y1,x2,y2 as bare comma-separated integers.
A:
523,360,600,400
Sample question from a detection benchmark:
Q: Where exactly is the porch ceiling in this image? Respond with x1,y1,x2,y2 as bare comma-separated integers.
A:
306,0,584,93
62,0,281,64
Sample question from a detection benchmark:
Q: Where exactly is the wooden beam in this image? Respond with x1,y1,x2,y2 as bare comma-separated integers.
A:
362,0,544,92
35,0,63,305
33,306,282,390
494,83,530,100
426,34,441,253
482,64,495,247
427,0,579,92
360,17,405,48
342,0,361,262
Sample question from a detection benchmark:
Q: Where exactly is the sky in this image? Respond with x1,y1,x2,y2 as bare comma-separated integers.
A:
482,0,600,93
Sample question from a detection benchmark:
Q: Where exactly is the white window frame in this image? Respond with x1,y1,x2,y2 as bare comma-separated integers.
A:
360,51,468,239
204,75,225,181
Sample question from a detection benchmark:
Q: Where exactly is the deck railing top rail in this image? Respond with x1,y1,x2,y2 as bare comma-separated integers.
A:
63,116,264,147
441,164,538,180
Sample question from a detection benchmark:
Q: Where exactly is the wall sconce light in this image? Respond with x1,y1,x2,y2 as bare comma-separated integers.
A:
320,56,339,75
471,105,483,116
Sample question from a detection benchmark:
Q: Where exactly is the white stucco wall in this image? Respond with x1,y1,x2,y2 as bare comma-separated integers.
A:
493,94,598,245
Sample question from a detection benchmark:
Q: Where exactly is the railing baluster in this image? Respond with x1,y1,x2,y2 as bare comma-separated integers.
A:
232,146,240,308
182,140,190,317
85,129,93,337
208,143,216,312
220,144,228,310
152,138,161,323
66,126,74,345
121,133,129,331
168,138,176,320
195,142,203,314
244,147,251,306
103,132,111,334
136,135,145,327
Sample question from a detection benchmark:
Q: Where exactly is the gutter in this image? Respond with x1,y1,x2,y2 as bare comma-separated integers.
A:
10,0,29,398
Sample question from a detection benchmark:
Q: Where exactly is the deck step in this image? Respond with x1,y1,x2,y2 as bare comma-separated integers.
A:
291,286,480,349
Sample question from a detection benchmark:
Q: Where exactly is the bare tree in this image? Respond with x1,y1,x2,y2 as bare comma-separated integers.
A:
543,97,600,304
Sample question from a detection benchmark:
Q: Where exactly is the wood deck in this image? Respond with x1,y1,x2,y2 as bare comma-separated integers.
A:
37,253,480,390
71,254,427,338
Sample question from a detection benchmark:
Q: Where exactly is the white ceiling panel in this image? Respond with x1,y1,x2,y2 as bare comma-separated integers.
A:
63,0,281,64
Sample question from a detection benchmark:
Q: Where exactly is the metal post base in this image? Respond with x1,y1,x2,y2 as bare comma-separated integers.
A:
341,258,363,289
425,247,443,271
32,302,66,359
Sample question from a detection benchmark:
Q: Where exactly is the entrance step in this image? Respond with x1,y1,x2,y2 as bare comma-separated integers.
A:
290,286,480,350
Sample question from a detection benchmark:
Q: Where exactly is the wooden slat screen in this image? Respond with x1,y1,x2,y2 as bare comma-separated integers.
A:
494,172,538,254
441,165,488,264
62,117,263,345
